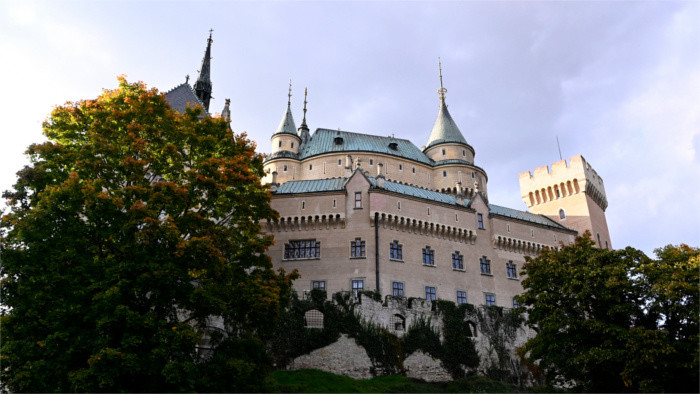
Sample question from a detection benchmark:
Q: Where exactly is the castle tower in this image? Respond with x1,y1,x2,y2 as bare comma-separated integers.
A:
270,81,300,155
423,59,486,198
194,31,213,111
519,155,611,249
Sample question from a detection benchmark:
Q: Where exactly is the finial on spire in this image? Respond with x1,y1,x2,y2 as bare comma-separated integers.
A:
302,87,308,124
287,80,292,108
437,57,447,103
185,74,190,83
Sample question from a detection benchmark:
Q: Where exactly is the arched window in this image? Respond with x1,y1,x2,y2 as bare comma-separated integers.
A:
391,314,406,331
305,309,324,328
559,209,566,219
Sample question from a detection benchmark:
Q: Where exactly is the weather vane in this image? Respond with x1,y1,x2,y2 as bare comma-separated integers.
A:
287,80,292,107
438,57,447,102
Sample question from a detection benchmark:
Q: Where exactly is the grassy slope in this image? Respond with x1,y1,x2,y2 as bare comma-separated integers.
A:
265,369,520,393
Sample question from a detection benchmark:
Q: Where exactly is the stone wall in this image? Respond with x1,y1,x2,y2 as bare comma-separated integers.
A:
287,294,533,382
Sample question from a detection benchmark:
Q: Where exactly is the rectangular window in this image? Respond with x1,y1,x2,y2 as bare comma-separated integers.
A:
284,240,320,260
480,256,491,275
392,281,404,296
351,238,366,258
312,280,326,290
333,199,336,208
355,192,362,208
301,201,305,210
443,170,447,177
283,164,288,172
512,297,520,309
399,164,403,171
457,291,467,304
442,149,446,155
425,286,436,301
370,159,373,165
507,224,511,232
452,252,464,270
412,167,415,173
397,201,401,210
352,279,364,297
506,261,517,279
278,141,282,147
309,164,313,170
477,213,484,229
422,247,434,266
291,142,294,148
485,293,496,306
390,241,403,260
338,159,342,165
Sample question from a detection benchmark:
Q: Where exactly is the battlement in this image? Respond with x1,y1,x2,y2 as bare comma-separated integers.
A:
520,155,603,186
519,155,607,211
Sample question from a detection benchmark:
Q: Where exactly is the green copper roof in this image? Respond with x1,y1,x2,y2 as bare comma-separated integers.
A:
425,101,469,150
274,105,297,136
374,178,458,205
299,129,434,165
488,204,573,231
274,177,346,194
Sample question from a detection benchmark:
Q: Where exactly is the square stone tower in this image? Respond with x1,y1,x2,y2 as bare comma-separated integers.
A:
519,155,611,249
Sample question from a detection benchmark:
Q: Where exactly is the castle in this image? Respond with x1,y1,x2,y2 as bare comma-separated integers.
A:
165,34,612,310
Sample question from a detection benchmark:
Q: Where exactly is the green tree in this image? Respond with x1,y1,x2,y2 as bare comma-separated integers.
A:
518,233,699,392
0,78,297,392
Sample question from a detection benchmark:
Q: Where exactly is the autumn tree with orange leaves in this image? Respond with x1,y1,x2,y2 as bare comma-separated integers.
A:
0,78,297,392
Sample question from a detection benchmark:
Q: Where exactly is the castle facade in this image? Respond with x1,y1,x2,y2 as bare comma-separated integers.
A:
167,35,612,309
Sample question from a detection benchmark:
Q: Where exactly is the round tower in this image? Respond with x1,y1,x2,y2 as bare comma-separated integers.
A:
264,83,301,184
423,59,487,197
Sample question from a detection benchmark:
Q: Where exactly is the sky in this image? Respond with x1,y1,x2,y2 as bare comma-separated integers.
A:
1,0,698,256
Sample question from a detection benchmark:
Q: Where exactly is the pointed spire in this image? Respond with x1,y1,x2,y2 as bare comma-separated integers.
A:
221,98,231,123
194,30,213,111
274,81,297,136
438,57,447,103
298,87,310,145
425,58,469,150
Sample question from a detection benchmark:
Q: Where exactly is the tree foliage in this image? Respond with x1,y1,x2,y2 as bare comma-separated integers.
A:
0,78,297,392
518,233,699,392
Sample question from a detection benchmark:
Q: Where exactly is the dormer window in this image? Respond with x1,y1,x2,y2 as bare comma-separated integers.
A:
389,142,398,150
334,137,344,145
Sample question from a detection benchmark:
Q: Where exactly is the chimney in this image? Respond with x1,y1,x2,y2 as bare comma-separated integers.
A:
455,181,465,206
376,163,385,188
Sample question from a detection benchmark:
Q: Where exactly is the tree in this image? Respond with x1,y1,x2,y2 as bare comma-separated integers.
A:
518,233,699,392
0,78,297,392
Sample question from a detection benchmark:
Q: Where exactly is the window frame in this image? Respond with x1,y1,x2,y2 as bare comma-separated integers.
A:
480,256,492,275
354,192,362,209
457,290,467,304
350,238,366,258
506,261,517,279
284,239,321,260
389,240,403,261
452,251,464,270
392,281,404,297
477,213,485,229
351,279,364,297
425,286,436,301
485,293,496,306
422,246,435,266
312,280,326,291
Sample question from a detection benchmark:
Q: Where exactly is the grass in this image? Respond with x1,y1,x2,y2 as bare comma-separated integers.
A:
265,369,523,393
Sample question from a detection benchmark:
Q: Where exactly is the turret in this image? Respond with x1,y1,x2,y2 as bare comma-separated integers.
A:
298,88,310,147
270,81,301,155
519,155,611,249
423,59,475,163
424,59,487,198
194,30,213,112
